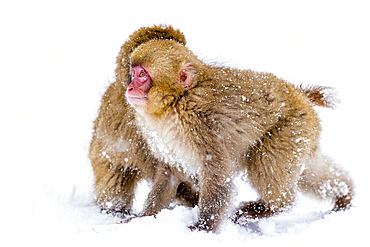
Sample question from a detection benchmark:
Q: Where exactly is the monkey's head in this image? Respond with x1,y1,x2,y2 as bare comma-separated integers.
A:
125,39,200,116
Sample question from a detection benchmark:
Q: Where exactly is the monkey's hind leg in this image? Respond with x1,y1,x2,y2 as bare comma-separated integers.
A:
234,114,315,225
298,149,354,211
234,145,302,224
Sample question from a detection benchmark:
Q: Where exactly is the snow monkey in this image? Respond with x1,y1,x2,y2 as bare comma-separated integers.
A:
89,25,354,232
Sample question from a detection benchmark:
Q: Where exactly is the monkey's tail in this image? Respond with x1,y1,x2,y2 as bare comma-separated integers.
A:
300,85,340,108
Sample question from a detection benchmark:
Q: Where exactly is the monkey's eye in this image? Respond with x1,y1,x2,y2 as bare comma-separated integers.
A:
139,71,146,78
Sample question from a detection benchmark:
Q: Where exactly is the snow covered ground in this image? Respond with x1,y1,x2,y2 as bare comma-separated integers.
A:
1,0,369,246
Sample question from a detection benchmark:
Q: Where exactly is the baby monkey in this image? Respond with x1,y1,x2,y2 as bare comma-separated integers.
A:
90,25,353,232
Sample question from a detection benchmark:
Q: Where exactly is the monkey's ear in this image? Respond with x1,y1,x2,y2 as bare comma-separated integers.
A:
178,63,193,88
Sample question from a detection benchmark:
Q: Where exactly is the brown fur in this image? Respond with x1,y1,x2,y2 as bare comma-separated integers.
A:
90,25,354,232
300,85,339,108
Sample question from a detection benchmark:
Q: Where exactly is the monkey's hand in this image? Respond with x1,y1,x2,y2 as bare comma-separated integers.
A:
232,200,273,226
188,224,211,232
101,208,133,218
121,215,138,223
188,219,214,233
121,212,158,224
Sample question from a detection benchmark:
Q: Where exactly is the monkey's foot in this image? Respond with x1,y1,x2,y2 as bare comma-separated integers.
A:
232,200,274,226
333,194,353,212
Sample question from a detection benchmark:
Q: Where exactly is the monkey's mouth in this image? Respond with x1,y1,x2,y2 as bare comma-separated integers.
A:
127,96,147,106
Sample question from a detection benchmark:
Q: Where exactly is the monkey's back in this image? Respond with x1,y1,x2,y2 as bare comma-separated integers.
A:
183,65,320,136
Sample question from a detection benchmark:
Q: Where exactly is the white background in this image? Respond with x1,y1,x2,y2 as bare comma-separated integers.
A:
1,0,369,246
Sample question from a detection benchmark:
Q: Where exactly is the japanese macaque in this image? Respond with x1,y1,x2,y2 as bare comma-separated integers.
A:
89,25,354,232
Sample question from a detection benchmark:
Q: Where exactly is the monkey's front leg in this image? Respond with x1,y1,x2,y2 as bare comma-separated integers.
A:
190,165,233,232
141,165,178,217
123,166,177,224
95,166,141,218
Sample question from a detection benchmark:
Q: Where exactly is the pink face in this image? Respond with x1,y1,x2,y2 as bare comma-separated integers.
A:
126,65,151,107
